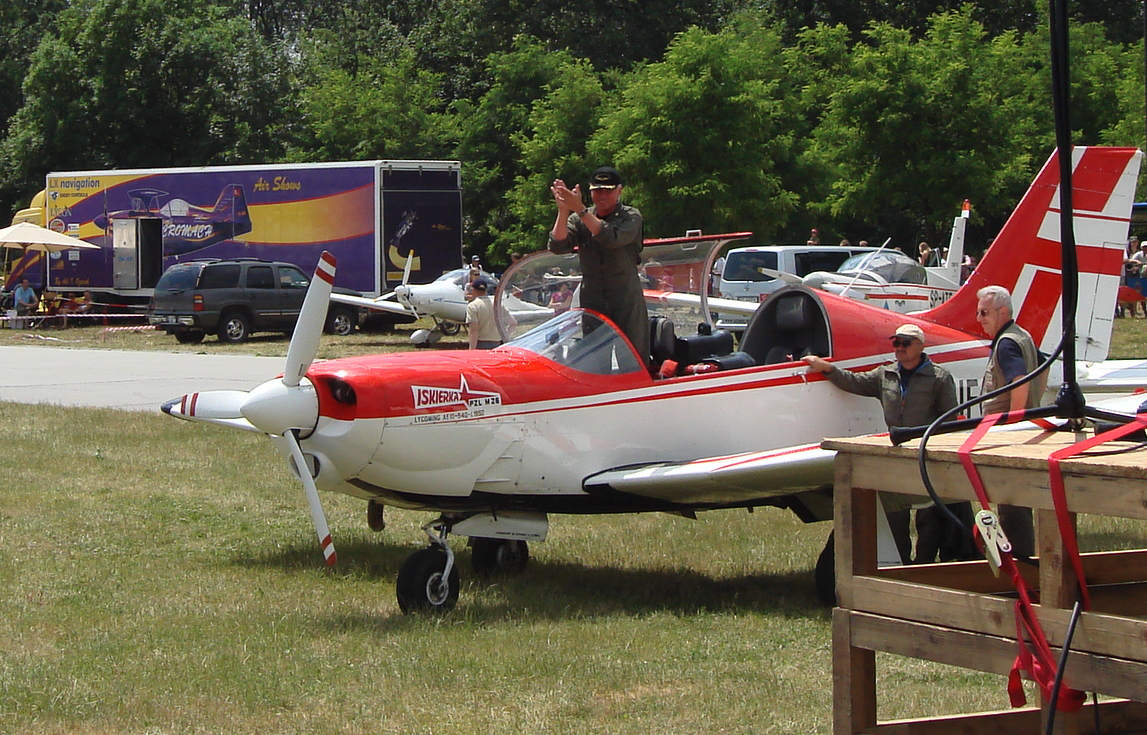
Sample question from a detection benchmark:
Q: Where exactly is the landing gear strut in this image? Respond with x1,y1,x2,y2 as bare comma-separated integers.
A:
396,519,458,614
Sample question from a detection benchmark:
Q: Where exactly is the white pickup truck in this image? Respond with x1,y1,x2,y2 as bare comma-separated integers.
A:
716,244,878,329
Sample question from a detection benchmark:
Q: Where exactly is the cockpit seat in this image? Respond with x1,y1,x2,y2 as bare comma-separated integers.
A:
741,290,829,365
672,324,734,367
650,315,677,364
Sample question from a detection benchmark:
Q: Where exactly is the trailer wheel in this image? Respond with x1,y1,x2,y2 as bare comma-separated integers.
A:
324,307,357,336
217,312,251,343
175,330,205,345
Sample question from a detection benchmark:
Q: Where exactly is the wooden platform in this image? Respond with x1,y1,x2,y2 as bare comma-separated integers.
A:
825,429,1147,735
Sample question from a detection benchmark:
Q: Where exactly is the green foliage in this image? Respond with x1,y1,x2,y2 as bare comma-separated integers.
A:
289,47,449,161
589,23,804,239
452,38,584,259
0,0,296,209
809,9,1042,246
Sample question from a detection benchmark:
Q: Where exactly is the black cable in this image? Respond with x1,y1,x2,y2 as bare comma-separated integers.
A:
1045,596,1084,735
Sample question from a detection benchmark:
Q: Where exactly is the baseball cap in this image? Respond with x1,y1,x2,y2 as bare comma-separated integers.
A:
891,324,925,344
589,166,623,189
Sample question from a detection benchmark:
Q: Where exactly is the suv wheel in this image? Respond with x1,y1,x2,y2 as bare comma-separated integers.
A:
325,307,356,336
218,311,251,343
175,330,205,345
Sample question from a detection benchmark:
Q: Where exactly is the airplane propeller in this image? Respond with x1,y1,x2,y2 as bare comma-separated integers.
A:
163,251,339,566
374,249,417,310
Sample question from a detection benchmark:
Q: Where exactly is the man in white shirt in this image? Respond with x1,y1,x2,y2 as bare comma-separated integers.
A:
465,280,503,349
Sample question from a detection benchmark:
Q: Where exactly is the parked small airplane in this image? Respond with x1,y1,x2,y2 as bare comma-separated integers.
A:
770,205,971,314
163,146,1140,613
93,184,253,256
333,263,552,343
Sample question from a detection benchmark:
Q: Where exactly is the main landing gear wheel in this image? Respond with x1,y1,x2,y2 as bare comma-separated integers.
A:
437,320,461,336
397,547,459,614
470,538,529,576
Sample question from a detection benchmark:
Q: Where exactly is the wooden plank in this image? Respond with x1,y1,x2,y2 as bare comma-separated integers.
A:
846,612,1147,702
862,699,1147,735
871,551,1147,602
843,453,1147,519
825,430,1147,519
847,612,1018,675
1038,507,1076,610
851,577,1147,662
834,607,876,735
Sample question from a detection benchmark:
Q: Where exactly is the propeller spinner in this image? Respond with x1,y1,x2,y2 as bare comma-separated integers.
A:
162,251,339,566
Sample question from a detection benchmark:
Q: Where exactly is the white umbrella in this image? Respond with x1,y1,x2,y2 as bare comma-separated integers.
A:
0,222,100,252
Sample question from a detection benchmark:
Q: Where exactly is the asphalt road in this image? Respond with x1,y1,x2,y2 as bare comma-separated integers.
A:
0,346,285,412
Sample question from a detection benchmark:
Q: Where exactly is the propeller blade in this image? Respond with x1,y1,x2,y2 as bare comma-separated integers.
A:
165,390,248,420
400,247,415,286
284,251,337,388
275,432,337,567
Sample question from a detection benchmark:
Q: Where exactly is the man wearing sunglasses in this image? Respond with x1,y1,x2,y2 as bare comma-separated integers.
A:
802,325,972,563
975,284,1042,557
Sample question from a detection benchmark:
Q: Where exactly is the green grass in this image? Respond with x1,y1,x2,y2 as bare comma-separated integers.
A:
1107,313,1147,359
4,403,1089,734
1,317,1145,733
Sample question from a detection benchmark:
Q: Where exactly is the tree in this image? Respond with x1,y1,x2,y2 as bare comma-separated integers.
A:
585,21,807,239
809,9,1040,248
0,0,296,216
289,46,448,161
452,38,584,260
491,54,606,260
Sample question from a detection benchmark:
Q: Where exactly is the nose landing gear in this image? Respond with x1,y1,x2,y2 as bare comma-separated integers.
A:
396,520,458,614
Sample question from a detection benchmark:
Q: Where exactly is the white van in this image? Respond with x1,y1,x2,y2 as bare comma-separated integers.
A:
716,244,878,328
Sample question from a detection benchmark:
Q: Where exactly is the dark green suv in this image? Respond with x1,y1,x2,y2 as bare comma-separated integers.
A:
147,258,360,344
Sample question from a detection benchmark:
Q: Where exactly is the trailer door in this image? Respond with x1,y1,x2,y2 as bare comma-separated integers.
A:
112,217,163,290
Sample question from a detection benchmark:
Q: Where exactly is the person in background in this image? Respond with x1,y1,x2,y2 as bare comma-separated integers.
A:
13,278,37,329
548,282,572,314
463,266,483,301
976,284,1043,557
61,291,93,328
549,165,649,362
465,280,503,349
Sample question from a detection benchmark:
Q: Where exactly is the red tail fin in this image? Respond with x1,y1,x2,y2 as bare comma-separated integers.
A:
925,147,1141,362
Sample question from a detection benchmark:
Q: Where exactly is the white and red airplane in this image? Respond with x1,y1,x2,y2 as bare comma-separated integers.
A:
163,146,1141,613
764,204,970,314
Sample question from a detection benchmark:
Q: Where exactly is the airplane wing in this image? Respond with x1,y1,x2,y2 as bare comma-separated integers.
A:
1074,359,1147,395
584,443,836,518
330,292,415,317
643,289,759,317
584,391,1147,523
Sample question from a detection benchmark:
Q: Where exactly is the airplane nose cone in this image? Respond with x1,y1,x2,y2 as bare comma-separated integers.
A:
803,272,826,289
241,378,318,437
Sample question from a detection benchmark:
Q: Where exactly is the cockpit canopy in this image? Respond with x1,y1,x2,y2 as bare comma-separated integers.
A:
506,309,644,376
836,250,927,285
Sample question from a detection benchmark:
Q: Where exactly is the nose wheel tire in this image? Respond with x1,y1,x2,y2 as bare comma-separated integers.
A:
470,538,529,576
397,547,459,614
